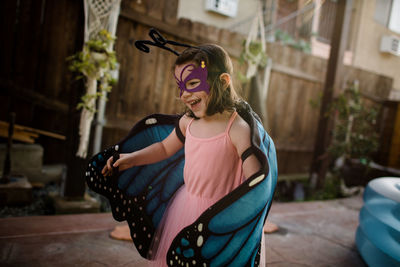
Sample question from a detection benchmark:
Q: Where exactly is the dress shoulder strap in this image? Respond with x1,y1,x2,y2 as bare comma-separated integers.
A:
225,111,238,133
186,117,196,135
187,117,195,127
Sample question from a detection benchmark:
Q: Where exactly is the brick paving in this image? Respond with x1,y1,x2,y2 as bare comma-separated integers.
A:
0,196,366,266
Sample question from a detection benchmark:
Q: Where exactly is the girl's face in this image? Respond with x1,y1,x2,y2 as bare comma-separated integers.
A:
175,62,210,118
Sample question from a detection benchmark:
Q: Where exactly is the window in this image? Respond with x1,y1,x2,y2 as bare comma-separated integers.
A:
389,0,400,33
374,0,400,34
317,0,337,43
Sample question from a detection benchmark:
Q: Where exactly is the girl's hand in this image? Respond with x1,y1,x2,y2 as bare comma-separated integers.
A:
101,156,115,176
112,153,135,171
101,153,135,176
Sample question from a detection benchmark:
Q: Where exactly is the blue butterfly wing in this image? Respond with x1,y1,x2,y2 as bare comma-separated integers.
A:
85,114,185,259
166,110,278,267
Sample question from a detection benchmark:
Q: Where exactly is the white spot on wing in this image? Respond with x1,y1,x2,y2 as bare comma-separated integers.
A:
197,235,203,247
145,118,157,125
249,174,265,187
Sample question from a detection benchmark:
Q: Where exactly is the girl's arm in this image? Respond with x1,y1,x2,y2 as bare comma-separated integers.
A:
102,115,190,175
230,116,261,179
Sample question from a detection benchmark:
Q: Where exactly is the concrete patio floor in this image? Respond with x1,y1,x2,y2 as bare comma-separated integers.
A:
0,195,366,267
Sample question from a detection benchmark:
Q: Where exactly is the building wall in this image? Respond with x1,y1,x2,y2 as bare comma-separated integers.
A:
177,0,259,34
177,0,400,98
352,0,400,95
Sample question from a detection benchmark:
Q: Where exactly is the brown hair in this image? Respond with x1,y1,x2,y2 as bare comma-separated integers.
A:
174,44,240,117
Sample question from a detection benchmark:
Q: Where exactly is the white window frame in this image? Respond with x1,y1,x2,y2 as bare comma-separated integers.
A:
375,0,400,34
388,0,400,33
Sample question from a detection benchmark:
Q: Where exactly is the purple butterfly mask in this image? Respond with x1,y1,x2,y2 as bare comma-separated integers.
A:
174,61,210,96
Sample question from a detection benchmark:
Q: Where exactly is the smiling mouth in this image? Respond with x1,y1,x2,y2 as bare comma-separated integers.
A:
188,99,201,108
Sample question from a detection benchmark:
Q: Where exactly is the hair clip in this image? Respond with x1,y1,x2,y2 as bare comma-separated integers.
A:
134,28,197,56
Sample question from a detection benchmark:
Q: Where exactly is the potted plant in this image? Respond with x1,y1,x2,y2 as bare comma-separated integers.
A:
329,81,380,186
67,29,118,157
68,29,118,111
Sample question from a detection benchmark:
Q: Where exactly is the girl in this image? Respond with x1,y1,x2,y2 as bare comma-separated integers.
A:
97,42,277,266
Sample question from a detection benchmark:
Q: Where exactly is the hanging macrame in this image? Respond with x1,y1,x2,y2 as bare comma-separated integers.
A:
75,0,121,158
244,7,267,79
243,6,272,128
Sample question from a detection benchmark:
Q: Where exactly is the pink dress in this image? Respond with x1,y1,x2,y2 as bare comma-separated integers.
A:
148,112,265,266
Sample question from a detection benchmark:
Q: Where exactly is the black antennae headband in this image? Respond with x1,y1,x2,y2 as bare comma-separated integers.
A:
134,28,197,56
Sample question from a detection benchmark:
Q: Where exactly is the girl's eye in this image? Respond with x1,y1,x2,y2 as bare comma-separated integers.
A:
186,80,200,88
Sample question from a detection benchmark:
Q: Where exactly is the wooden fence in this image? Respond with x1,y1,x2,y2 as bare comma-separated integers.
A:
264,44,393,173
0,0,84,165
102,1,394,174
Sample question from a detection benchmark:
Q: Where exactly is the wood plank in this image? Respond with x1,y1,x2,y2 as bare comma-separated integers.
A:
206,25,220,43
146,0,164,21
275,144,314,152
0,0,18,80
12,0,43,90
284,77,301,144
290,79,307,141
154,48,170,112
0,128,37,143
300,81,320,147
285,151,314,174
105,118,138,131
1,81,69,113
0,121,66,140
266,72,283,139
119,8,243,58
388,103,400,168
131,25,158,118
111,17,136,118
39,0,71,99
163,0,178,25
49,0,84,103
124,0,146,14
272,63,322,83
278,173,309,182
218,29,232,49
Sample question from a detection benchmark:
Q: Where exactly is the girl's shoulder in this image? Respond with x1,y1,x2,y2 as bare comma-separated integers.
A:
229,113,251,154
178,114,192,137
230,113,251,138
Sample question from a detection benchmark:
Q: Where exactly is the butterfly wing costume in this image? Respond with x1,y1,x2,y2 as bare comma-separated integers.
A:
85,29,278,266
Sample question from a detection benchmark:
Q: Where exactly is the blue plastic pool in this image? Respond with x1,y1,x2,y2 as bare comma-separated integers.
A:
356,177,400,266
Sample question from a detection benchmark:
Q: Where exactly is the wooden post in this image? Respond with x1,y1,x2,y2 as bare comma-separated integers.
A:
388,102,400,168
0,112,15,184
62,1,86,199
309,0,352,189
63,99,87,199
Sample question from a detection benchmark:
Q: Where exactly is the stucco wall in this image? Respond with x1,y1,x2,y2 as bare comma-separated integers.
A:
177,0,259,34
353,0,400,93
